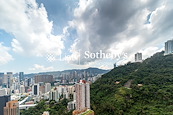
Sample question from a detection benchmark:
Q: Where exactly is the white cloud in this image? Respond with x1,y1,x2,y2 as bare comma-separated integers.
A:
0,43,13,64
29,64,54,72
116,46,164,66
99,65,112,70
140,46,164,59
0,0,64,57
65,0,173,65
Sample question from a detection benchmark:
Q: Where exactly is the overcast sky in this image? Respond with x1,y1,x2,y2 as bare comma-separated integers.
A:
0,0,172,73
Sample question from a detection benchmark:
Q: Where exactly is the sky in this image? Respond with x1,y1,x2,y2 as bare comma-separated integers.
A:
0,0,173,73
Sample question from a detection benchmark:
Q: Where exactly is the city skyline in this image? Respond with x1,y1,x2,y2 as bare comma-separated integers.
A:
0,0,173,73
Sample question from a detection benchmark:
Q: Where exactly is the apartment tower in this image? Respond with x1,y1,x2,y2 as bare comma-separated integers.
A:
75,80,90,111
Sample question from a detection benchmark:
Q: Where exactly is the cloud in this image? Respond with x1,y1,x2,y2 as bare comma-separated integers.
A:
0,43,13,64
0,0,64,57
99,65,112,70
116,46,164,66
66,0,173,65
29,64,54,72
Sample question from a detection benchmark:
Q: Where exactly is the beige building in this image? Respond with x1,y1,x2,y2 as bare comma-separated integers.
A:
4,100,19,115
75,80,90,111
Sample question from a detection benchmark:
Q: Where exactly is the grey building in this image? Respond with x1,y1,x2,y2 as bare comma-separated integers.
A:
165,40,173,55
19,72,24,82
135,53,142,62
6,72,13,88
0,95,11,114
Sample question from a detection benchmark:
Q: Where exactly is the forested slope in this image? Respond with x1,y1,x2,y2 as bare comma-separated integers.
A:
91,51,173,115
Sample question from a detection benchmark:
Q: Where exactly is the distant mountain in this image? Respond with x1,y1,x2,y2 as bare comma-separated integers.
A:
90,51,173,114
25,67,109,78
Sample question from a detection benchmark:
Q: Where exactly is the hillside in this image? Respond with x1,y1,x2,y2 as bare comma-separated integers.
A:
91,51,173,114
25,67,109,78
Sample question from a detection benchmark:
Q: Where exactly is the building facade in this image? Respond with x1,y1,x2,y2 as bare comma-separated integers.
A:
75,80,90,111
0,95,11,114
32,84,40,96
45,83,51,93
165,40,173,55
20,85,25,94
135,53,142,62
49,89,59,102
19,72,24,82
4,100,19,115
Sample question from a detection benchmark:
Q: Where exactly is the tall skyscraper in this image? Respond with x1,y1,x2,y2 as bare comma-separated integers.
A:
75,80,90,111
19,72,24,82
165,40,173,55
32,84,39,96
4,100,19,115
6,72,13,88
0,95,11,114
135,53,142,62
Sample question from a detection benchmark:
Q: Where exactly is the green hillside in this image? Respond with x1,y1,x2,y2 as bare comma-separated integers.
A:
90,51,173,115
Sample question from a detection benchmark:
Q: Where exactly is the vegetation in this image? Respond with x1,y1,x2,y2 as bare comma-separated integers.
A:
20,99,72,115
81,110,94,115
91,51,173,114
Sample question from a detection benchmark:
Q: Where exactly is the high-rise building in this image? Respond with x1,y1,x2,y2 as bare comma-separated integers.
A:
0,88,7,96
32,84,39,96
45,83,51,93
26,78,31,87
4,100,19,115
19,72,24,82
34,75,54,83
7,72,13,88
75,80,90,111
165,39,173,55
20,85,25,94
39,85,45,94
0,95,11,114
49,89,59,102
135,53,142,62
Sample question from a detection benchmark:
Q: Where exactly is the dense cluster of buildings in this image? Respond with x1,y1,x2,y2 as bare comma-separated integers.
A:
56,70,102,84
0,70,100,115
